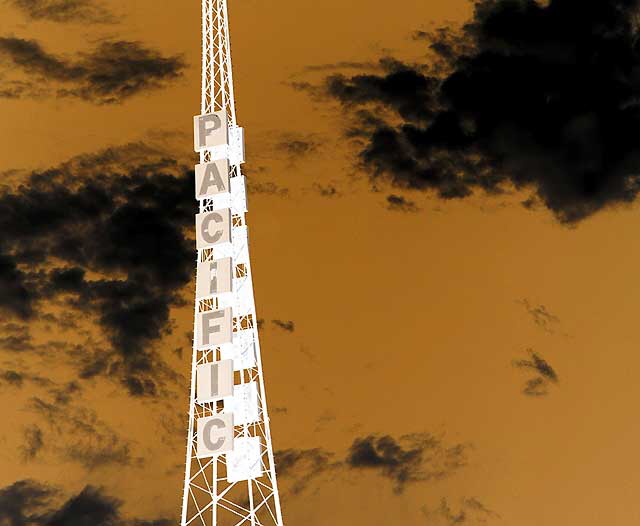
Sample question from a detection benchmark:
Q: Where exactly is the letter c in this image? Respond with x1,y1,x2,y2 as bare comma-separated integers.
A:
201,212,223,244
202,418,226,451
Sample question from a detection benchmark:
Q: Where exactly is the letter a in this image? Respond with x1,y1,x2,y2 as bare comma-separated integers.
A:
195,160,229,199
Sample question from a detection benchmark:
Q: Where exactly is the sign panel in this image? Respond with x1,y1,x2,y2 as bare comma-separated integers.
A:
197,307,233,349
224,381,259,426
229,126,245,165
197,414,234,458
226,437,262,483
195,160,230,199
197,359,234,403
220,339,257,371
196,209,231,250
194,111,229,151
196,257,233,299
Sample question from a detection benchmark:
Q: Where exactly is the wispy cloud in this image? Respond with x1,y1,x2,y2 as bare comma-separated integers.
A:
0,37,185,104
8,0,115,23
276,432,469,495
513,349,559,397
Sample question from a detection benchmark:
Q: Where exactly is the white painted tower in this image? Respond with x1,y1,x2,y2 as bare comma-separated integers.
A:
181,2,285,525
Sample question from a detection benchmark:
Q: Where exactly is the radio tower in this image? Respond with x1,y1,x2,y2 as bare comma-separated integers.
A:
181,1,285,525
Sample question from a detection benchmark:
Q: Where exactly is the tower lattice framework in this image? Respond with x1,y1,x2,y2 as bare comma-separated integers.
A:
181,1,285,525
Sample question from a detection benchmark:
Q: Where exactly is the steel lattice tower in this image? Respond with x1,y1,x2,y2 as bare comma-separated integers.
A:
181,1,285,525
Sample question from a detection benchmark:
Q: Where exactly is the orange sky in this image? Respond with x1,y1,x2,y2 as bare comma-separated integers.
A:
2,1,640,525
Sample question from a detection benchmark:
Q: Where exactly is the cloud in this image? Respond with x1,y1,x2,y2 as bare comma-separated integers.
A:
422,497,500,525
346,434,468,493
271,319,295,332
275,136,320,159
0,143,194,395
312,183,341,198
1,369,25,387
246,179,289,197
0,480,174,526
513,349,558,396
0,480,53,526
518,299,560,333
321,0,640,223
277,433,470,496
275,448,339,494
386,194,420,212
20,426,44,461
27,393,142,470
0,252,36,319
0,37,185,104
513,349,558,382
8,0,115,23
300,61,380,73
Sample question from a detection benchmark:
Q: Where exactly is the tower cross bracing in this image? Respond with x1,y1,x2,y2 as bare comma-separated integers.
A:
180,2,285,525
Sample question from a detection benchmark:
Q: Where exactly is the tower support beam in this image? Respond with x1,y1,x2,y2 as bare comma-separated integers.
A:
181,2,285,525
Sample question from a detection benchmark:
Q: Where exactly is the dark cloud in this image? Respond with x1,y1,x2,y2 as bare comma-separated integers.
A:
276,433,470,495
513,349,558,381
346,434,468,493
0,37,185,104
0,480,53,526
1,369,25,387
271,319,295,332
422,497,499,525
0,480,174,526
322,0,640,223
0,144,194,395
518,299,561,333
0,330,34,352
274,448,338,494
0,252,36,319
9,0,115,23
513,349,558,396
386,194,420,212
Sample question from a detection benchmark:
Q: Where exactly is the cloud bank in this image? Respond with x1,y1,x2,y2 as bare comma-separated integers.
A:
323,0,640,223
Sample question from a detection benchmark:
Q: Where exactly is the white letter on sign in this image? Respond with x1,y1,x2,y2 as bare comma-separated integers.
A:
196,257,232,299
197,414,234,457
197,307,232,348
194,111,229,151
195,160,230,199
196,209,231,249
197,359,234,403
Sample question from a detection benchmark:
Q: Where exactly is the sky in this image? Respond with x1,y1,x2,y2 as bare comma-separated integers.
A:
2,0,640,524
